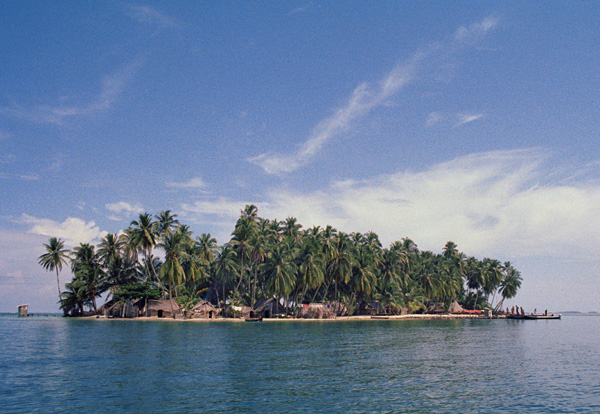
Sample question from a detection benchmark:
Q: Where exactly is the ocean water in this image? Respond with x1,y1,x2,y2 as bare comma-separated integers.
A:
0,314,598,413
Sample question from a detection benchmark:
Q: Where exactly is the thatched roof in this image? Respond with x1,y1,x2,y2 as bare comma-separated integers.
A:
108,300,140,318
146,299,180,312
191,300,215,312
328,301,348,316
298,303,336,319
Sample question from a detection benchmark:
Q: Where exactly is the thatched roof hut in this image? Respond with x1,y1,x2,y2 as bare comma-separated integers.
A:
223,304,251,318
141,299,181,318
297,303,336,319
328,301,348,316
190,300,218,319
107,300,140,318
253,297,286,318
428,302,446,314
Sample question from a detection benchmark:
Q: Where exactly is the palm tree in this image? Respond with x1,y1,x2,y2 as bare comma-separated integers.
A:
71,243,104,314
129,213,161,288
38,237,70,299
465,257,484,309
196,233,218,262
242,204,259,221
442,241,459,258
327,233,354,302
351,244,377,303
59,279,88,316
282,217,302,243
248,225,269,307
231,215,256,297
296,237,325,303
264,244,296,305
482,258,503,307
499,263,522,301
379,249,404,293
212,244,239,307
98,233,124,267
155,210,179,238
158,232,187,315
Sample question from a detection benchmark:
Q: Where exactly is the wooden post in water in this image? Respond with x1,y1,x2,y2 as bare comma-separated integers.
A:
17,304,29,317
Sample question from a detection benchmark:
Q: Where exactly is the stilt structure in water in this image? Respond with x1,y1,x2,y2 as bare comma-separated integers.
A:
17,304,29,317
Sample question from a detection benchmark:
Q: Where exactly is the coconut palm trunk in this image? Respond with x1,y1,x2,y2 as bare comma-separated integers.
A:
55,268,61,297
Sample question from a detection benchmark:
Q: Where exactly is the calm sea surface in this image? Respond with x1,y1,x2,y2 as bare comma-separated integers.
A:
0,314,598,413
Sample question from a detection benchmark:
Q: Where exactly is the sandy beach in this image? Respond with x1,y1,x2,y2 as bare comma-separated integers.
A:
79,313,500,322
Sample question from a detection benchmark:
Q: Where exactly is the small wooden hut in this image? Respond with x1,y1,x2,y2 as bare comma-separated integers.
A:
224,304,252,318
142,299,181,318
253,297,286,318
190,300,218,319
17,304,28,317
357,301,384,315
107,300,141,318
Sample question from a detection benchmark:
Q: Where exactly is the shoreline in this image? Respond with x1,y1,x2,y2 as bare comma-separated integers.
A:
75,313,503,322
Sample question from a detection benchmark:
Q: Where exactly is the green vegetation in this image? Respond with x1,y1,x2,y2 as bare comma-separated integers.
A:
39,206,522,317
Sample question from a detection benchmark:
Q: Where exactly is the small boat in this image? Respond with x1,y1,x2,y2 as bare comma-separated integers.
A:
371,315,389,320
245,317,263,322
507,314,561,320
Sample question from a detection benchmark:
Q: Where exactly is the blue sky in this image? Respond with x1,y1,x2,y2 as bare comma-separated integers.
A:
2,1,600,312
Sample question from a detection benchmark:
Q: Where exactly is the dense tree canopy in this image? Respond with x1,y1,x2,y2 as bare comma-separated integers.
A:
40,205,522,316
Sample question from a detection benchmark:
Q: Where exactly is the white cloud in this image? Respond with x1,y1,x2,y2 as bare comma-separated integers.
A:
20,214,107,247
426,112,445,126
453,16,499,44
105,201,144,215
456,112,486,127
249,16,498,175
126,5,179,29
181,198,267,220
167,177,206,189
0,56,144,125
200,149,600,261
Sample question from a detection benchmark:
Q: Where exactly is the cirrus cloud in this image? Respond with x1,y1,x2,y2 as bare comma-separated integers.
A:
249,16,499,175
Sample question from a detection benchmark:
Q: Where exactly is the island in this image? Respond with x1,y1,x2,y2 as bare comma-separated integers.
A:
38,205,522,320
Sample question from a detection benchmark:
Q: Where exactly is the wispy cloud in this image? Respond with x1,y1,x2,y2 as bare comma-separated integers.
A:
0,57,144,125
249,16,499,175
455,112,486,127
289,5,311,16
426,112,445,126
0,172,40,180
126,5,180,29
453,16,499,45
20,214,107,246
181,198,267,220
0,154,16,164
426,111,486,128
167,177,206,189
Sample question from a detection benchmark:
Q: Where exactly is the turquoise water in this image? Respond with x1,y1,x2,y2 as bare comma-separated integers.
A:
0,315,598,413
